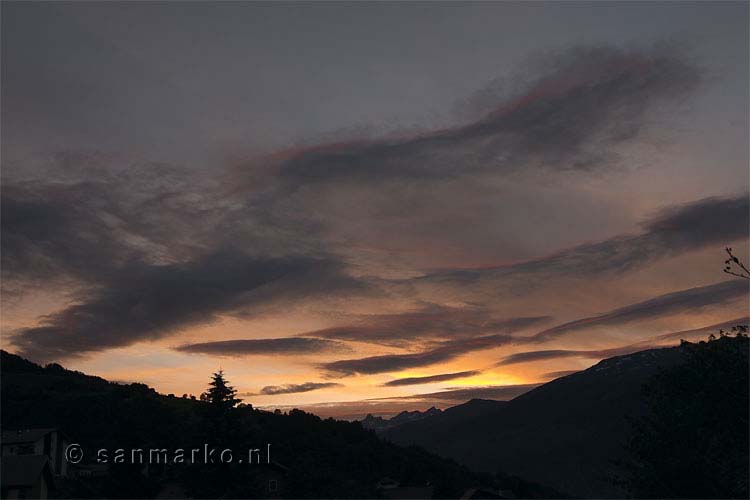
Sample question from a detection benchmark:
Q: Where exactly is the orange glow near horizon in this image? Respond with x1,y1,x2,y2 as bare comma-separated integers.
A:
3,280,745,419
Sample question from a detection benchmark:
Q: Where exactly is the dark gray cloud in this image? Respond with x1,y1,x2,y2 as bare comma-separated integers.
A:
11,251,364,362
0,157,243,293
372,384,540,402
382,370,482,387
499,350,583,365
1,180,145,287
500,317,750,366
321,334,513,376
250,382,344,396
304,306,549,346
242,44,699,192
643,195,749,250
531,279,748,342
2,155,370,363
498,345,652,366
423,194,749,285
321,351,457,377
176,337,349,357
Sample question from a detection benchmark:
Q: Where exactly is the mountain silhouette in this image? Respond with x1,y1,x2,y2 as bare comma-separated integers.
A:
384,336,749,498
362,407,443,431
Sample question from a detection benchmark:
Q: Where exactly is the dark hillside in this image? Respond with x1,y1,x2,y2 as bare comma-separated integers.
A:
386,338,748,498
2,350,481,498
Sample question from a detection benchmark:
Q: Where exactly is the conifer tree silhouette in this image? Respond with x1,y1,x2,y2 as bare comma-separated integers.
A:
200,369,240,409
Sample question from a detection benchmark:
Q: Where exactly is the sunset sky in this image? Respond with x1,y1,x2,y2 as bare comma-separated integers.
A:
2,1,748,418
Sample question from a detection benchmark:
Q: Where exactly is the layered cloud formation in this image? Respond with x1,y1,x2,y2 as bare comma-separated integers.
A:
530,280,749,342
245,45,700,191
2,35,748,412
421,194,749,286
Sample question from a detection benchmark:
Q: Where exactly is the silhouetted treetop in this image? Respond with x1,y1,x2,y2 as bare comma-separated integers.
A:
200,369,240,409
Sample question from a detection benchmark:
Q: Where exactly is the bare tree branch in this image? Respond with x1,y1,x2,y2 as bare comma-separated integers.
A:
723,247,750,280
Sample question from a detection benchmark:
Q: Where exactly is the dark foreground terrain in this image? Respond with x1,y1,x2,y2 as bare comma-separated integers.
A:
0,350,555,499
2,334,747,499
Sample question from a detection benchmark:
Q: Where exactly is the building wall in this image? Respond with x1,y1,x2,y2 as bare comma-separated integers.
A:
1,431,69,477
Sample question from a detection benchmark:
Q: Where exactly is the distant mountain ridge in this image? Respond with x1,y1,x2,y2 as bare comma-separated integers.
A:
361,399,509,433
361,406,443,431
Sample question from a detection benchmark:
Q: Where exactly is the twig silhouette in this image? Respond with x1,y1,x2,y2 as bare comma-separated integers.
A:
723,247,750,280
